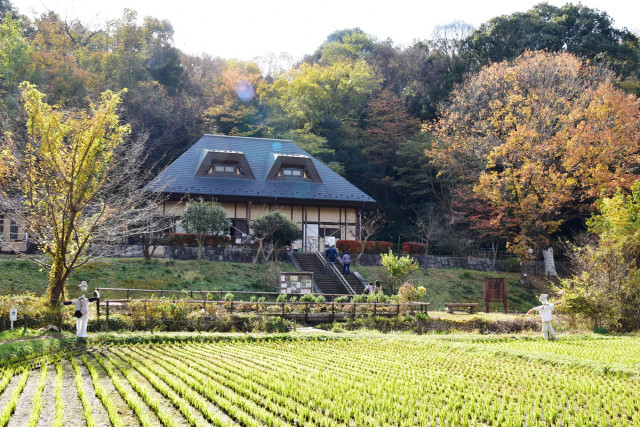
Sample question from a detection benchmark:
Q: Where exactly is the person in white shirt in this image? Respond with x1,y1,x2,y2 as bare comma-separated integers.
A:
62,281,100,341
527,294,562,340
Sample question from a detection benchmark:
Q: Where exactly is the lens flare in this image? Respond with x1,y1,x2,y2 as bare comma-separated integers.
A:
235,80,255,102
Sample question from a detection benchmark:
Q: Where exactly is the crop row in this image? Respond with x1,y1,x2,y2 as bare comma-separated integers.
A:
0,336,638,426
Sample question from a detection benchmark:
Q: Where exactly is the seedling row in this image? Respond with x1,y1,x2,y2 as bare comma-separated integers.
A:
0,335,638,426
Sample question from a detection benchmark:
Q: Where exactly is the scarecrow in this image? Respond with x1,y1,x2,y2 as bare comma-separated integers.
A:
62,281,100,341
527,293,562,340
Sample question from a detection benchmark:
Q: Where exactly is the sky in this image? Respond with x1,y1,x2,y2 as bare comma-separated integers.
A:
12,0,640,62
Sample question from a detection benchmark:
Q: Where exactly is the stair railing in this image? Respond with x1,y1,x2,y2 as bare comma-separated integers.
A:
315,251,355,295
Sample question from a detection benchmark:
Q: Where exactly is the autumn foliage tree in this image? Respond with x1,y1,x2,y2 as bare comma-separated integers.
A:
1,83,163,304
430,51,640,258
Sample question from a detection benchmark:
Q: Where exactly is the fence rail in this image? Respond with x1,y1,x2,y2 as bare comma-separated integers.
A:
97,298,430,328
94,287,356,301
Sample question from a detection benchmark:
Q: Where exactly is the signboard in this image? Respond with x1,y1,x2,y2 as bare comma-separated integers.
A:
9,307,17,322
483,277,507,313
280,271,314,294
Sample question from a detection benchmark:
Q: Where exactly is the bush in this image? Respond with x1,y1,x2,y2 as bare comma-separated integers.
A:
401,242,427,254
299,294,317,303
223,293,234,302
276,294,287,303
163,233,232,247
336,240,393,254
334,296,350,303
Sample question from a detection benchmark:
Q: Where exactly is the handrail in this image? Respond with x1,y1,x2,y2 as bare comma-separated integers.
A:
315,251,355,295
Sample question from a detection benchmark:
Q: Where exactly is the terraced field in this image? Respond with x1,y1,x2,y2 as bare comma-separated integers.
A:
0,334,638,426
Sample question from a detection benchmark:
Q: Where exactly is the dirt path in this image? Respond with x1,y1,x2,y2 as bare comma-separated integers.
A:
60,359,88,427
75,357,111,427
7,367,39,427
36,364,57,427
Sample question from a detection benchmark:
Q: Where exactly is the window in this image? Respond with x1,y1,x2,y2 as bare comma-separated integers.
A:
207,162,240,175
10,220,18,241
282,167,303,177
320,228,341,239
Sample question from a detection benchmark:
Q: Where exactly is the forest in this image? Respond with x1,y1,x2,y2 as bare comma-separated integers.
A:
1,0,640,259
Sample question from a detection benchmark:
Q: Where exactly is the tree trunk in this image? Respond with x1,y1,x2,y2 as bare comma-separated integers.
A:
253,239,264,264
196,234,204,260
48,258,68,305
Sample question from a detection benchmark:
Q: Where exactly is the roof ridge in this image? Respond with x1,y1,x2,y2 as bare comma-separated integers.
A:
203,134,293,143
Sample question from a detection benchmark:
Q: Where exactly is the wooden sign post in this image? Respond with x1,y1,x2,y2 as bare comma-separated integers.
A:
483,277,507,313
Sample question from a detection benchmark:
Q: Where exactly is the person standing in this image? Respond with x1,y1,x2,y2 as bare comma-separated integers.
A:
342,250,351,275
373,280,382,295
62,281,100,342
326,245,337,265
527,294,562,340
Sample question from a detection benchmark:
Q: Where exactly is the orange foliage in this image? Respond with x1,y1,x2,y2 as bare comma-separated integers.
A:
430,51,640,257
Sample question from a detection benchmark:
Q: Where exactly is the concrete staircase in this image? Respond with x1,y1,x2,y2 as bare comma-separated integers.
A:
292,252,363,296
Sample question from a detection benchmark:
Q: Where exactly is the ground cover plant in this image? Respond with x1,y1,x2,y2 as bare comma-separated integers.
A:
0,333,637,426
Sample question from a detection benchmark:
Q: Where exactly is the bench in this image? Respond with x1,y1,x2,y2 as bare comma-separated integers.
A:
444,303,479,314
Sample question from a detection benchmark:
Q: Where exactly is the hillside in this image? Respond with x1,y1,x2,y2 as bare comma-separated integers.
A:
0,255,540,311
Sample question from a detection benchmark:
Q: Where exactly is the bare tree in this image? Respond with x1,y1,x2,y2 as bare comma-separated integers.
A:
355,210,385,265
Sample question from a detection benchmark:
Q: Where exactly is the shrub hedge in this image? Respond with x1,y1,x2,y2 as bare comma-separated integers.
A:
336,240,393,254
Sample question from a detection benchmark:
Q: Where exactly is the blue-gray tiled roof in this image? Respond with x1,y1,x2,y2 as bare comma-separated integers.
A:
145,135,375,205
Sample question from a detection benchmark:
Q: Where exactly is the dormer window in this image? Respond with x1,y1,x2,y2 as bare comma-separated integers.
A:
266,154,322,183
195,150,255,179
207,162,241,175
279,166,305,178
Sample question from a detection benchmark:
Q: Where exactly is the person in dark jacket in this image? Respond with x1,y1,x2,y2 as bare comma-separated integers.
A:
342,250,351,275
326,245,337,265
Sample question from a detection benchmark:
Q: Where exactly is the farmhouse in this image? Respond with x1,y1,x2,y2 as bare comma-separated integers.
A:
145,134,375,252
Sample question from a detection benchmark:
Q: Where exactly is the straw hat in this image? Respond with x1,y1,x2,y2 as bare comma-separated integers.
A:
539,294,549,304
79,281,88,290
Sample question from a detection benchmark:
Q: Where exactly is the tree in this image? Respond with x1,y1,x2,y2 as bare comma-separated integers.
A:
380,250,419,295
0,83,164,304
461,3,640,78
251,211,301,263
560,182,640,331
180,198,230,260
354,210,385,265
430,51,640,258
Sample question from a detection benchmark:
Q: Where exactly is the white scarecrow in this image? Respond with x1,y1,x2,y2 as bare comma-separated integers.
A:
527,293,563,340
62,281,100,340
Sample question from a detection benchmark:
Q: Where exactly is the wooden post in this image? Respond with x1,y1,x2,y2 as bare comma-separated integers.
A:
305,303,309,323
352,303,356,320
106,300,110,331
127,289,130,300
397,303,400,316
281,302,285,320
331,301,335,322
96,298,100,319
374,302,377,316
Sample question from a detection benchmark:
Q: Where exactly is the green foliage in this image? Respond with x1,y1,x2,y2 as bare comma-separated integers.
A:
276,294,287,303
560,182,640,331
461,3,640,78
251,211,301,249
380,251,419,294
223,292,234,302
181,198,231,260
333,296,350,303
299,294,317,303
